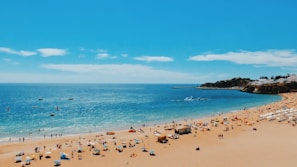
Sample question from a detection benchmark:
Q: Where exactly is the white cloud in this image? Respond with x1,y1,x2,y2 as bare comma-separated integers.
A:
40,64,200,83
121,54,128,57
95,49,118,59
98,49,108,53
134,56,174,62
0,47,37,56
79,47,86,51
189,50,297,67
96,53,110,59
37,48,68,57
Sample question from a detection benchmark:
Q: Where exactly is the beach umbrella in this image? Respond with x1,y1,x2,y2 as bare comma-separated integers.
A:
45,151,51,158
54,160,61,166
149,150,156,156
93,148,101,155
15,156,22,163
25,157,31,165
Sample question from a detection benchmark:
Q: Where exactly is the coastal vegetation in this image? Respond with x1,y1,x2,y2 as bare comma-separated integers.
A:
199,74,297,94
199,77,253,89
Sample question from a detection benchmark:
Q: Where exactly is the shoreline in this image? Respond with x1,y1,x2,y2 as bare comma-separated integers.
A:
196,86,244,90
1,92,297,167
0,94,281,144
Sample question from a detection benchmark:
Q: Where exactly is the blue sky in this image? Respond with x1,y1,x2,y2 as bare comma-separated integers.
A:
1,0,297,83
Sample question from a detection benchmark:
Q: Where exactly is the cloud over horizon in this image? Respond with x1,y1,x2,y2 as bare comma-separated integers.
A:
0,47,37,56
134,56,174,62
189,50,297,67
40,63,200,83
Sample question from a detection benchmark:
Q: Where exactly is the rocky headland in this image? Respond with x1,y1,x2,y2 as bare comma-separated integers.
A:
199,74,297,94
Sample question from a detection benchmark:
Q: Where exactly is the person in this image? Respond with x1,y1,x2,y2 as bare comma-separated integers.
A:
39,153,43,160
34,147,38,153
78,154,82,160
130,153,137,157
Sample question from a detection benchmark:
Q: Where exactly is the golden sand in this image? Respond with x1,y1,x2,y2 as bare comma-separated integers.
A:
1,93,297,167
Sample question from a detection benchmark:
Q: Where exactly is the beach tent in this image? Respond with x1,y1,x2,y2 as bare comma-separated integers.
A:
175,125,191,135
54,160,61,166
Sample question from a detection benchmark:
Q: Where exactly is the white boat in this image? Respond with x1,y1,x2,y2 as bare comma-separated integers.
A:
184,96,195,101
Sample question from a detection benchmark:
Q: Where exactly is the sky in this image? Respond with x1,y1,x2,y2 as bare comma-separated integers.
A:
1,0,297,84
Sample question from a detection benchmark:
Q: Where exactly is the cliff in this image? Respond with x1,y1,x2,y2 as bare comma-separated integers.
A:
242,82,297,94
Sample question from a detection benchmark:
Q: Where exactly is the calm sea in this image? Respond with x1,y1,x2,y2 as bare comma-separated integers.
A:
0,84,281,142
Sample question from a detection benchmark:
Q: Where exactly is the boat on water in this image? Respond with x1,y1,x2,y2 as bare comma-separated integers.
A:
184,96,209,102
184,96,195,101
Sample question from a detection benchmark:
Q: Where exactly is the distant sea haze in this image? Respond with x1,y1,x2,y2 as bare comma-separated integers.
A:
0,84,281,142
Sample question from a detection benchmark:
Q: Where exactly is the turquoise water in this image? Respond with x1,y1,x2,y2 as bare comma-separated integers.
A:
0,84,281,142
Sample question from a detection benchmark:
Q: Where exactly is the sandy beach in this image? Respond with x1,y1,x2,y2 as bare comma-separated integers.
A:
1,92,297,167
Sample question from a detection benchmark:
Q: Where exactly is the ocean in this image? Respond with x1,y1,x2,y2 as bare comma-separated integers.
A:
0,84,281,142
